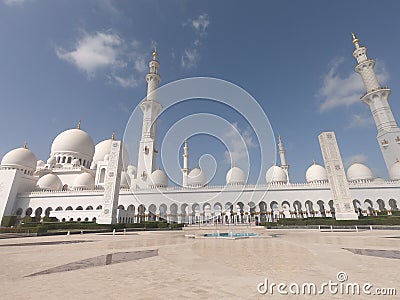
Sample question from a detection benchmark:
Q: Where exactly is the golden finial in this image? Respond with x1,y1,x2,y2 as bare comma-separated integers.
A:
111,131,115,141
23,142,28,149
77,120,81,129
312,160,316,165
351,33,359,45
152,47,158,60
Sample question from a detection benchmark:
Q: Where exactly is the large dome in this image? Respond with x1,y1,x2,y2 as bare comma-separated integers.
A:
36,173,62,191
51,128,95,160
188,167,206,187
1,146,37,171
388,160,400,181
72,172,95,190
149,169,168,187
306,162,328,183
226,166,246,185
346,162,373,182
93,138,130,166
266,166,287,184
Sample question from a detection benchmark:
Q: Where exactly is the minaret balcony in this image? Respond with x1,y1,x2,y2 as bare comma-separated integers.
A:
360,87,390,101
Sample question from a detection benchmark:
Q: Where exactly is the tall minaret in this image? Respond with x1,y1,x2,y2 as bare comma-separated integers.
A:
278,134,290,182
182,140,189,187
136,48,163,188
352,33,400,170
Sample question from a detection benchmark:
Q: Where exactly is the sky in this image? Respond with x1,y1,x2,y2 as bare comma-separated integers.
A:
1,0,400,185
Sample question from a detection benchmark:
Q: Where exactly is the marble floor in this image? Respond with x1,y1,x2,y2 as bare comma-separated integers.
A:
0,229,399,299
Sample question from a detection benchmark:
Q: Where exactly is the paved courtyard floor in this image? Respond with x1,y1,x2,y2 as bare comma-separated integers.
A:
0,228,399,299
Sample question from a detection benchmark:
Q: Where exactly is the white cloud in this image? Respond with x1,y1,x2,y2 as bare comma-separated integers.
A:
191,14,210,35
317,57,389,112
3,0,28,6
181,48,199,69
347,113,374,129
56,30,151,88
56,31,123,76
344,153,368,168
223,123,256,165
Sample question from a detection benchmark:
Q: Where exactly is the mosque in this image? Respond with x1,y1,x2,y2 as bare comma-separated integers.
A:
0,34,399,225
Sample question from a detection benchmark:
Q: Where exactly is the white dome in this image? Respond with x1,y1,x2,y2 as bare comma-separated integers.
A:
36,160,45,168
388,160,400,181
346,162,373,182
127,165,137,177
306,163,328,183
120,171,130,187
47,156,56,165
90,162,97,169
51,128,95,160
1,147,37,171
93,139,130,166
226,166,246,185
374,177,385,183
72,172,95,190
36,173,62,191
149,169,168,187
188,167,207,187
266,166,287,184
71,158,80,165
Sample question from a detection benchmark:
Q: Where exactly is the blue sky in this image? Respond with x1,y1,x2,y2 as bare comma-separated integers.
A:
1,0,400,184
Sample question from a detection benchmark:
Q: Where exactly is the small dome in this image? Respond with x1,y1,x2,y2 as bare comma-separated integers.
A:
36,173,62,191
47,156,57,165
120,171,130,187
389,160,400,181
51,128,95,160
72,172,95,190
226,166,246,185
71,158,80,165
37,160,45,168
104,154,110,161
127,165,137,177
266,166,287,184
374,177,385,183
188,167,206,187
347,162,373,182
1,147,37,171
306,162,328,183
90,162,97,169
149,169,168,187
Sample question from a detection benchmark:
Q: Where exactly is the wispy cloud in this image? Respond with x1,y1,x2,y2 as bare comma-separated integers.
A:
55,30,151,88
346,113,374,129
344,153,368,168
223,122,256,165
2,0,29,6
316,57,389,112
181,13,211,69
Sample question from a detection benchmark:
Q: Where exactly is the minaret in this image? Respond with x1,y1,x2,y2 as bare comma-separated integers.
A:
182,140,189,187
351,33,400,170
278,134,290,182
136,48,163,188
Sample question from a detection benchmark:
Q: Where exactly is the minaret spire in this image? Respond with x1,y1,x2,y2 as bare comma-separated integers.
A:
352,34,400,171
182,139,190,187
278,134,290,182
136,49,163,188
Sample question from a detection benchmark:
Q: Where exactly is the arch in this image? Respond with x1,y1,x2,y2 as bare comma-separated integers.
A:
66,206,73,211
62,184,69,191
317,200,326,217
293,201,302,213
99,168,106,183
148,204,157,221
328,200,335,215
76,206,83,210
34,207,42,221
92,217,97,222
86,206,93,210
117,205,125,210
45,207,53,217
159,204,167,220
61,218,66,222
67,157,72,164
377,199,386,211
127,204,135,212
55,206,63,211
364,199,374,215
96,205,102,210
25,207,33,216
170,203,178,222
77,218,81,222
84,217,89,222
15,208,23,216
389,199,398,211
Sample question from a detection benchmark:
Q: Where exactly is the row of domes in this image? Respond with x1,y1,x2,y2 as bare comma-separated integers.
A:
36,172,95,191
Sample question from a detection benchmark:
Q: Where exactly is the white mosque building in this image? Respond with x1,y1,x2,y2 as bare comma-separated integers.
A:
0,34,399,225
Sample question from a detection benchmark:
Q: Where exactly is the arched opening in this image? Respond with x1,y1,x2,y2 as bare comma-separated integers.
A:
99,168,106,183
92,217,97,222
377,199,386,212
34,207,42,221
86,206,93,210
170,203,178,223
148,204,157,221
117,205,125,210
16,208,23,216
328,200,335,217
317,200,326,217
25,207,33,216
159,204,167,222
96,205,102,210
67,157,72,163
76,206,83,210
66,206,73,211
353,199,362,216
389,199,398,211
45,207,53,217
55,206,63,211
